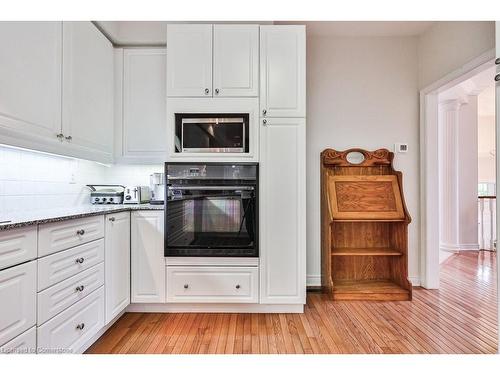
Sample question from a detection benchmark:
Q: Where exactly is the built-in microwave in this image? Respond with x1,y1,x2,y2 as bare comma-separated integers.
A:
174,113,250,153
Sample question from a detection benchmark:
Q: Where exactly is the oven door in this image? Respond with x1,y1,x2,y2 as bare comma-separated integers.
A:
165,185,257,257
181,117,245,153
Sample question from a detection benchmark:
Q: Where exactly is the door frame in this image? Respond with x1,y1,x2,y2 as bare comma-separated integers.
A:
419,48,496,289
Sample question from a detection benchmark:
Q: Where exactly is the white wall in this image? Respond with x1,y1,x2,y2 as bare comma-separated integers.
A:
418,21,495,89
0,144,162,214
478,115,496,183
306,35,420,285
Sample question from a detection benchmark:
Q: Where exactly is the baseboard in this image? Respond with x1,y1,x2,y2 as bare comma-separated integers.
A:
306,274,321,287
408,276,421,286
440,243,460,253
440,243,480,252
126,303,304,313
458,243,480,251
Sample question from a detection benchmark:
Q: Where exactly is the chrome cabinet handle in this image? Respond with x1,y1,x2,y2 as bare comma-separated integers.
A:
262,109,267,116
215,88,219,95
263,119,267,125
65,135,72,141
75,257,84,264
496,57,500,65
108,217,115,222
235,284,241,289
204,88,210,95
495,73,500,82
75,285,85,292
183,284,189,289
76,229,85,235
76,323,85,330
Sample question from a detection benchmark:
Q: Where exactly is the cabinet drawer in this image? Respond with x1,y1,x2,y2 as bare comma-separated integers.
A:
0,261,36,346
38,262,104,325
0,227,37,271
37,286,104,354
166,266,258,303
0,326,36,354
38,239,104,291
38,215,104,257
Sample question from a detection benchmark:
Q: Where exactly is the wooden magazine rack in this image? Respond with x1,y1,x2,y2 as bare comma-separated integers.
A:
321,148,412,301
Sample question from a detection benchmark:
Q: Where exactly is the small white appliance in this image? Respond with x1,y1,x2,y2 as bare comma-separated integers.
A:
124,186,151,204
150,173,165,204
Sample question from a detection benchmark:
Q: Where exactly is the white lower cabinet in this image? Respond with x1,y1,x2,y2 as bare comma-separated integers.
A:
37,286,104,354
37,262,104,325
131,211,165,303
0,261,37,346
105,212,131,324
0,326,37,354
0,226,37,271
166,266,258,303
259,117,306,304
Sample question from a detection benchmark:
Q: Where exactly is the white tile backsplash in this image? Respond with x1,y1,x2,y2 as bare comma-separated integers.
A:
0,145,162,214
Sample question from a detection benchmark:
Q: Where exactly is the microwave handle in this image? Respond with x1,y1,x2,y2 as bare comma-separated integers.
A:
168,186,254,191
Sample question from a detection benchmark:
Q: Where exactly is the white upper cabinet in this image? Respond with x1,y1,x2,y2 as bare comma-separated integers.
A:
0,22,62,149
260,25,306,118
213,25,259,97
167,24,213,97
62,22,114,163
259,117,306,304
116,48,167,163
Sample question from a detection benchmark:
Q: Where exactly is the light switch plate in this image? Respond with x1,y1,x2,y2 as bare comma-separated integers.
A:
395,143,408,153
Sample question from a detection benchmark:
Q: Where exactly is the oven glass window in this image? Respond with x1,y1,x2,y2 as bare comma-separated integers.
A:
166,187,256,256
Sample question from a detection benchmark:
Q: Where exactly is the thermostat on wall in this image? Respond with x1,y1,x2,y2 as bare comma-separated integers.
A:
395,143,408,153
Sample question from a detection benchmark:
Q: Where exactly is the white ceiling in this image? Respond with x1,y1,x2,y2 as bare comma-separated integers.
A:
95,21,436,45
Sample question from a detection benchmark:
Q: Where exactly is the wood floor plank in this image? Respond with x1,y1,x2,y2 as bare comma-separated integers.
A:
87,251,497,354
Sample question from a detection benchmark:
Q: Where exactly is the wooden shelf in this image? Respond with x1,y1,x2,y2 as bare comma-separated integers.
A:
331,248,402,256
332,280,410,301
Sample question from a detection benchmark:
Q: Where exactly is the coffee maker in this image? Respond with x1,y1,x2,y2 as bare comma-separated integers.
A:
149,173,165,204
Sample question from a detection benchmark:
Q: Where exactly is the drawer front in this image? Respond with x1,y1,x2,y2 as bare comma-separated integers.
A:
38,262,104,325
38,239,104,291
38,215,105,257
0,326,36,354
0,227,37,271
37,286,104,354
0,261,36,346
166,266,258,303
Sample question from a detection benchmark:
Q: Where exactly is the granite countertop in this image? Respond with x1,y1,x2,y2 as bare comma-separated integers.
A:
0,204,164,231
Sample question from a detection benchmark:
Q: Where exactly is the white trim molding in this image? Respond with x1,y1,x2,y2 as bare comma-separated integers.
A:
306,274,321,287
127,303,304,314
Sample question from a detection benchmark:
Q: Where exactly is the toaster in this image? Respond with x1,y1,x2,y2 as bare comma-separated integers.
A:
87,185,125,204
124,186,151,204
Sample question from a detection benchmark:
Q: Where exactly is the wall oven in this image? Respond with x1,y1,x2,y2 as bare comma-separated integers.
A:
174,114,250,153
164,162,258,257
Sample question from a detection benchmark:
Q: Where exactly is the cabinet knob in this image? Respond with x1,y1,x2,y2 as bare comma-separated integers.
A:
215,88,220,95
56,133,64,141
496,57,500,65
235,284,241,289
75,257,85,264
204,88,210,95
109,217,115,222
76,323,85,330
76,229,85,236
75,285,85,292
262,119,267,125
262,109,267,116
495,74,500,82
65,135,72,142
183,284,189,289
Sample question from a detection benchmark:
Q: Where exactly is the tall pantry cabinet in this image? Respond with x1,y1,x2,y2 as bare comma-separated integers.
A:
259,25,306,305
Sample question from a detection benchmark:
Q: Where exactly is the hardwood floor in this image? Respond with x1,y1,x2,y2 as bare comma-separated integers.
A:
86,251,497,354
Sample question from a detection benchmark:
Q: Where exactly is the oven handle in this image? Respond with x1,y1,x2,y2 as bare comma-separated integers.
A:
168,186,254,191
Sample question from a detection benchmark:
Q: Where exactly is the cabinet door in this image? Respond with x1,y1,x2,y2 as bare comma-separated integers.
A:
166,24,213,97
213,25,259,97
0,22,62,147
120,48,167,162
131,211,165,303
259,118,306,304
104,212,130,324
62,22,114,163
0,261,36,346
260,26,306,118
